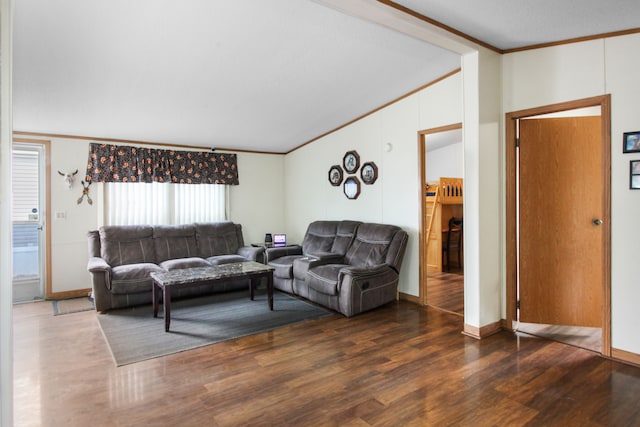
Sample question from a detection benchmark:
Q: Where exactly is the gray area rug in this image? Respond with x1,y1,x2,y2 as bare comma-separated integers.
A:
52,297,95,316
97,290,331,366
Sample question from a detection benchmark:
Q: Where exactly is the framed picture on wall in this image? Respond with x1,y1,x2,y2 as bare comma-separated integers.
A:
343,176,361,199
360,162,378,185
623,131,640,153
343,150,360,174
630,160,640,189
328,165,343,186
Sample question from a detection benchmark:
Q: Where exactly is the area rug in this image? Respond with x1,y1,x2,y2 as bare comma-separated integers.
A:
97,290,331,366
52,297,95,316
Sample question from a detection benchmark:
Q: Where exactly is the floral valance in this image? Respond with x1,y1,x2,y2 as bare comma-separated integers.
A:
85,143,239,185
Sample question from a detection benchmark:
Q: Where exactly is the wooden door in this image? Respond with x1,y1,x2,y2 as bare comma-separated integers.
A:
518,116,603,327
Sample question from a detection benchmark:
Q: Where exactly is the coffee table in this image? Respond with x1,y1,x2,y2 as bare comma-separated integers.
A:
150,261,275,332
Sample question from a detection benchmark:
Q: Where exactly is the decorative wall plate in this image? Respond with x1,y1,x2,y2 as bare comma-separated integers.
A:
343,150,360,174
328,165,343,186
361,162,378,185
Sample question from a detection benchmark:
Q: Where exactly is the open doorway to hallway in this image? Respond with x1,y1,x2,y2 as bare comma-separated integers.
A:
419,123,464,317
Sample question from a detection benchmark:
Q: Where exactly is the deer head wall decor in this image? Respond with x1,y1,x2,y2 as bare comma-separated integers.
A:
58,169,78,189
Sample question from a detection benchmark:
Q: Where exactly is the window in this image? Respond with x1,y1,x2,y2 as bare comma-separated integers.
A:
12,148,40,222
105,182,227,225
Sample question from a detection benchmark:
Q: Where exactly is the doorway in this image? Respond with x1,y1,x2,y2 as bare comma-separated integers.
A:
11,139,51,303
506,96,611,355
418,123,464,316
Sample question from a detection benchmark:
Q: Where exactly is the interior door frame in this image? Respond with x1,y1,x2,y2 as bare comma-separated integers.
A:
505,95,611,356
12,137,53,299
418,122,462,306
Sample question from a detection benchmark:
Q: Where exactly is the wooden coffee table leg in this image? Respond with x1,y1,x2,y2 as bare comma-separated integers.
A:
153,281,159,318
267,271,273,311
249,277,255,301
163,286,171,332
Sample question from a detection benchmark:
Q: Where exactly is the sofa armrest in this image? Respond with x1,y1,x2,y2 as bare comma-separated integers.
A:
306,251,345,264
237,246,265,263
86,257,113,311
266,245,302,263
338,264,393,281
87,256,112,273
336,264,399,317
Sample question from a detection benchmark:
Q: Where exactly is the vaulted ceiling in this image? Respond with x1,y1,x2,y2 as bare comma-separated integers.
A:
12,0,640,153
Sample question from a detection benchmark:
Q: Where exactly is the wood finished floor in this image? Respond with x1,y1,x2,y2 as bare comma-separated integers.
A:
425,272,602,354
13,297,640,427
426,270,464,316
516,322,602,354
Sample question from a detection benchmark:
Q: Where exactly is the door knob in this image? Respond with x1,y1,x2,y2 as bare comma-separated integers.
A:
592,218,603,226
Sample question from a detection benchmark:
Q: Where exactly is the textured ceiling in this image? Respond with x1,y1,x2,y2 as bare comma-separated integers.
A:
12,1,640,153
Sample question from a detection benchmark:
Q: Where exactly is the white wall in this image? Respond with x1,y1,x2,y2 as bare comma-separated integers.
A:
426,142,463,181
229,152,285,245
605,33,640,356
49,138,98,293
284,112,388,240
462,48,503,331
503,33,640,355
284,72,463,297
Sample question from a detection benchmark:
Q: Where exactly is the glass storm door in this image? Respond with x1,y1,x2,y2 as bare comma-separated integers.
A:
12,143,46,302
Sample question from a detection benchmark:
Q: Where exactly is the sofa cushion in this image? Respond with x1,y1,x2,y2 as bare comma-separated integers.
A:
307,264,343,296
159,257,210,270
99,225,155,267
196,222,241,258
331,220,361,255
110,262,164,294
345,223,399,267
154,225,198,262
302,221,338,255
206,254,247,265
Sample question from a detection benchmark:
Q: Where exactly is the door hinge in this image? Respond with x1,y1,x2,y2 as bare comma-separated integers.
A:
516,138,520,148
516,300,520,310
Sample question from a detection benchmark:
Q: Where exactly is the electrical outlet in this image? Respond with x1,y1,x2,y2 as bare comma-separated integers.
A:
55,211,66,219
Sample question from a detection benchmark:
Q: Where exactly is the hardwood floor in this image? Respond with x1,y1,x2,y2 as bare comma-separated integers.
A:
426,270,464,316
516,322,602,353
13,297,640,426
425,273,601,354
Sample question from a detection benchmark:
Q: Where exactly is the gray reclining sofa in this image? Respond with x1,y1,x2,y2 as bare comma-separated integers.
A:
266,220,408,317
87,222,263,312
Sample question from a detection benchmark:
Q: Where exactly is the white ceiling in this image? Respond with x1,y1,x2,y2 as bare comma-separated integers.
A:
426,128,462,152
394,0,640,51
12,1,640,153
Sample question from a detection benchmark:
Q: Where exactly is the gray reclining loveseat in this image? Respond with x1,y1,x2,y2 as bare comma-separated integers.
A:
87,222,263,312
266,220,408,317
